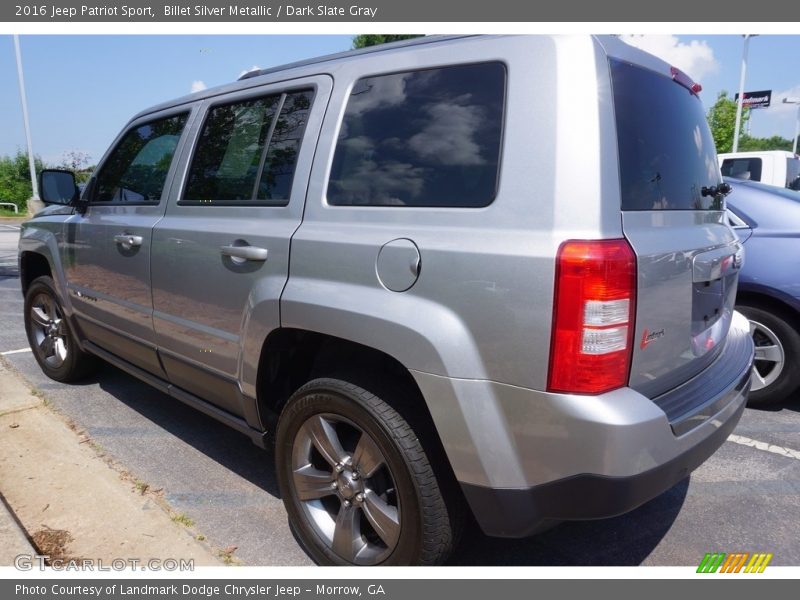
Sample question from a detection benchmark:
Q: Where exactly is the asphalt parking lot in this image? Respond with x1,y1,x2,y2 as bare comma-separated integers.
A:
1,223,800,566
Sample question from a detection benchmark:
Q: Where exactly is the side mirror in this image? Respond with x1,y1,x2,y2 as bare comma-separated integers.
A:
39,169,79,205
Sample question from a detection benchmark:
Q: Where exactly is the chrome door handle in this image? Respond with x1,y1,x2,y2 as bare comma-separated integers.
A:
220,245,269,261
114,234,143,247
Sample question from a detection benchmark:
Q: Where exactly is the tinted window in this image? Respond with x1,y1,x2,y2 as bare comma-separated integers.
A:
721,158,763,182
184,90,312,205
327,63,505,207
611,60,724,211
94,113,188,204
257,91,313,202
786,158,800,190
185,96,279,202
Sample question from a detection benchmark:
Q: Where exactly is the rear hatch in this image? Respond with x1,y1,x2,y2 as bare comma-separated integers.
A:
610,58,744,416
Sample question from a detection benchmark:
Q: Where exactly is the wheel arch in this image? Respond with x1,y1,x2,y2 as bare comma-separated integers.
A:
737,289,800,328
19,251,52,295
18,225,73,314
254,327,461,493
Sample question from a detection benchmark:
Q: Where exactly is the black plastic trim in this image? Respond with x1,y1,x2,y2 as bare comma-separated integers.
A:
83,341,268,448
654,321,753,433
460,391,747,538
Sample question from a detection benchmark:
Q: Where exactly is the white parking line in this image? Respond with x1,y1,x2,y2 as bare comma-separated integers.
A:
0,224,21,230
728,434,800,461
0,348,31,356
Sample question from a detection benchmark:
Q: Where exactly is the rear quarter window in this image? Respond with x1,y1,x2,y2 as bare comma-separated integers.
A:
327,62,506,208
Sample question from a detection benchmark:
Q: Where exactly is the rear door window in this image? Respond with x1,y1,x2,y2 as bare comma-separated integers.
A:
721,158,763,182
611,59,724,211
183,90,313,205
786,158,800,190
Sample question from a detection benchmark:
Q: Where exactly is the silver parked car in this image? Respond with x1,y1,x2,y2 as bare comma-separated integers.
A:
21,35,753,566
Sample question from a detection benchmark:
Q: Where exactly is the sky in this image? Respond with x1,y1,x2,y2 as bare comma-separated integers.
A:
621,35,800,141
1,34,799,166
0,35,353,165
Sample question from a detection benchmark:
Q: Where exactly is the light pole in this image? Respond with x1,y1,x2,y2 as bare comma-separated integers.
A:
784,98,800,155
13,34,39,202
733,34,757,153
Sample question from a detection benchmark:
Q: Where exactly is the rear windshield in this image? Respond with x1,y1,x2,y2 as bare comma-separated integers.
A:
611,59,723,211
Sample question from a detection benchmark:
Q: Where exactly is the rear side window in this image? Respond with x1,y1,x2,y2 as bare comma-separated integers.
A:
721,158,763,182
94,113,188,204
786,158,800,190
183,90,313,205
327,62,505,208
611,60,724,211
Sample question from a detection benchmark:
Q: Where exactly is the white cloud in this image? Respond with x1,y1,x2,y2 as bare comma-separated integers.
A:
409,100,486,166
349,74,408,113
619,35,719,82
238,65,262,78
190,80,207,93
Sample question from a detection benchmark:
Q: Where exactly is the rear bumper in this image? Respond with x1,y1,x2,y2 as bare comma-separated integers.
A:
460,381,746,537
412,311,753,538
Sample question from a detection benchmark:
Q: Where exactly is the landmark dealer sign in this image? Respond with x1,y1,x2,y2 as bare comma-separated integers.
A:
735,90,773,109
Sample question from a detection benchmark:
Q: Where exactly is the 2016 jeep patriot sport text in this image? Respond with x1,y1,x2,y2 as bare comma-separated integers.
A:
21,35,754,566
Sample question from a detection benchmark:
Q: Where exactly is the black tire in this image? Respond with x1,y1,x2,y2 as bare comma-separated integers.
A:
737,304,800,406
275,377,456,565
24,275,97,383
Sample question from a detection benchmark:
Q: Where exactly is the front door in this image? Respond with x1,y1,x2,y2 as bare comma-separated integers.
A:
62,109,194,374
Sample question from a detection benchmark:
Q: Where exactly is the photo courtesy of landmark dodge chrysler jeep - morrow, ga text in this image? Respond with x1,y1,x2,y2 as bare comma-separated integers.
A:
20,35,754,566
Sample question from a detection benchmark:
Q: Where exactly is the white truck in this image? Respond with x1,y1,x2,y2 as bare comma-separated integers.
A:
719,150,800,191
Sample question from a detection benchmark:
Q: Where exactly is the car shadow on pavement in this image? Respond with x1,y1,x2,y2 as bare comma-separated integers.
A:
89,364,282,499
448,477,689,565
744,396,800,414
81,362,687,566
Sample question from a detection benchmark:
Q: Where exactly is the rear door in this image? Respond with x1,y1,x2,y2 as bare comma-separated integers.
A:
609,59,744,405
150,77,331,417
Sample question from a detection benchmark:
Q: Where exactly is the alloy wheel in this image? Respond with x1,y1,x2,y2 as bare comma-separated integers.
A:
29,292,68,369
290,413,401,565
749,319,785,392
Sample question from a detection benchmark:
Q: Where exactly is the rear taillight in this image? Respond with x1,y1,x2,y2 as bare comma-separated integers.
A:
547,239,637,394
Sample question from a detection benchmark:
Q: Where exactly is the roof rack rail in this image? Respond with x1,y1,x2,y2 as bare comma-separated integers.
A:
237,35,470,81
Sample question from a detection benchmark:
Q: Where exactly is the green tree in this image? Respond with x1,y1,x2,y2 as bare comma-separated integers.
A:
738,134,793,152
0,150,45,213
61,150,94,183
707,91,750,154
352,35,422,49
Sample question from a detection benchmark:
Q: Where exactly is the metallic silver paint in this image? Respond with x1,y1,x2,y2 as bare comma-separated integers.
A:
622,211,742,397
19,37,754,524
412,311,752,489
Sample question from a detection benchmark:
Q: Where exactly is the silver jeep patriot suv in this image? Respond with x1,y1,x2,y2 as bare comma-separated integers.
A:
21,35,754,565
